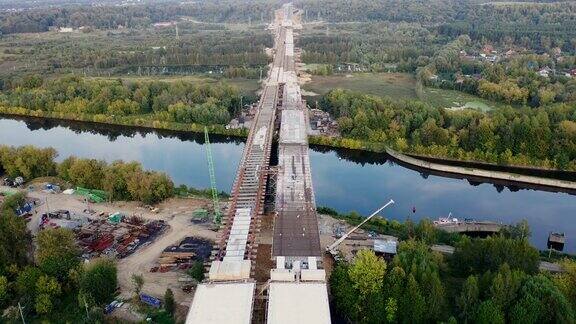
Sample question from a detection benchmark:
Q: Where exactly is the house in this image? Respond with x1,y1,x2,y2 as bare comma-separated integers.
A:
373,239,398,261
455,73,465,84
538,67,552,78
505,49,516,58
482,44,494,55
486,55,498,62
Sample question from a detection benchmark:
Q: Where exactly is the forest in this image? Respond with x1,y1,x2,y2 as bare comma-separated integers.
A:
0,0,277,34
317,89,576,170
0,76,246,126
330,232,576,323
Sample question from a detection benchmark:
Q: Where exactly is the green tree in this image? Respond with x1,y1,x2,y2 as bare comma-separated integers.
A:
475,300,504,324
67,158,106,189
188,261,205,282
0,275,8,305
16,266,42,303
401,274,426,323
34,275,61,315
164,288,175,316
553,259,576,310
36,228,80,281
348,249,386,296
0,204,31,275
80,258,117,306
457,275,479,322
489,264,526,312
385,297,398,323
510,275,574,324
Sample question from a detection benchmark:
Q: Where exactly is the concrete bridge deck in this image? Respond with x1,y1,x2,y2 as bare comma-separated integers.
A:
187,4,329,324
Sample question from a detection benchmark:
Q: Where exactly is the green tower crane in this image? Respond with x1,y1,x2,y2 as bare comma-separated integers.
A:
204,127,221,224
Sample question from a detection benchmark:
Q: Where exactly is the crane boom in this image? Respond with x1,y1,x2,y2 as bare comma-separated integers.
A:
326,199,395,253
204,127,221,224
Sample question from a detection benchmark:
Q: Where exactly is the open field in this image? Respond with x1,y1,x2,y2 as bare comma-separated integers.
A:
302,72,418,99
420,87,505,112
302,72,500,112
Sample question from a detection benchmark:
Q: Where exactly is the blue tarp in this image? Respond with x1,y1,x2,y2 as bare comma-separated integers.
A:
16,202,33,216
140,294,161,308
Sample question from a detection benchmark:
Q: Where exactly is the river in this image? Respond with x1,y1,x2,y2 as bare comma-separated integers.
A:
0,116,574,253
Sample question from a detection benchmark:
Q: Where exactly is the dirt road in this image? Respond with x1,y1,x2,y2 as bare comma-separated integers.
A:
6,185,220,306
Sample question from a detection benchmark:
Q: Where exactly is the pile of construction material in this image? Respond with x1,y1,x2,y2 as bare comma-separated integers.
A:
2,176,24,188
153,237,212,272
40,209,84,229
76,214,167,260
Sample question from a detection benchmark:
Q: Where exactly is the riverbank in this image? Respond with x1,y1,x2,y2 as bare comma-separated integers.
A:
386,148,576,191
0,107,249,139
309,134,576,177
1,108,574,182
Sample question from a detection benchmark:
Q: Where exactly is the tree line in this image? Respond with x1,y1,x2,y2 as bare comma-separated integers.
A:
330,222,576,323
318,89,576,170
0,0,277,34
298,21,442,73
0,75,245,126
0,145,174,204
296,0,576,52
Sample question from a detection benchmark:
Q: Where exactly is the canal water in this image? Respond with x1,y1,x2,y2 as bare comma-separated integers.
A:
0,116,574,252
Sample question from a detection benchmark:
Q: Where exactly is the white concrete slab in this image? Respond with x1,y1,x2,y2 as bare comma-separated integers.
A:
186,282,255,324
267,282,331,324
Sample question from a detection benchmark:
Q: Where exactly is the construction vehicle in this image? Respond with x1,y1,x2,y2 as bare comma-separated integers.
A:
326,199,395,260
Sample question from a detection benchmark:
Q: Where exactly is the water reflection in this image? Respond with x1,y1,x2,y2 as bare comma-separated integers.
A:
0,116,574,252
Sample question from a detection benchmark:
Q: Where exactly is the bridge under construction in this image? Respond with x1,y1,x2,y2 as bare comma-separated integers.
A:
186,4,330,324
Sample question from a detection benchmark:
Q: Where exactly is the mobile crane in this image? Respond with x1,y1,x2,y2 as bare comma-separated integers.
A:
326,199,395,259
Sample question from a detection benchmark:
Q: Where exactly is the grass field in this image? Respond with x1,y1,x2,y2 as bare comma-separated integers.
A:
302,72,502,112
302,72,418,99
420,87,504,112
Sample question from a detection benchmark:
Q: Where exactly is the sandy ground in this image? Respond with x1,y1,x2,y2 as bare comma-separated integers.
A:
3,185,220,307
115,198,219,306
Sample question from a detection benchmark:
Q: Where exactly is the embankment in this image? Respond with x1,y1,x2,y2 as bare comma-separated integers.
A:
386,148,576,191
0,107,248,138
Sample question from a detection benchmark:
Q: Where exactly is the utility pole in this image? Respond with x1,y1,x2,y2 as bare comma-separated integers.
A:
18,302,25,324
84,297,90,319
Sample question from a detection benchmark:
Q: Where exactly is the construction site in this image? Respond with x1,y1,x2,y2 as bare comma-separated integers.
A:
0,6,401,322
186,4,333,324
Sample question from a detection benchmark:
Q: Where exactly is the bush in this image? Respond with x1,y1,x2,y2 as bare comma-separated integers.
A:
188,261,205,282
